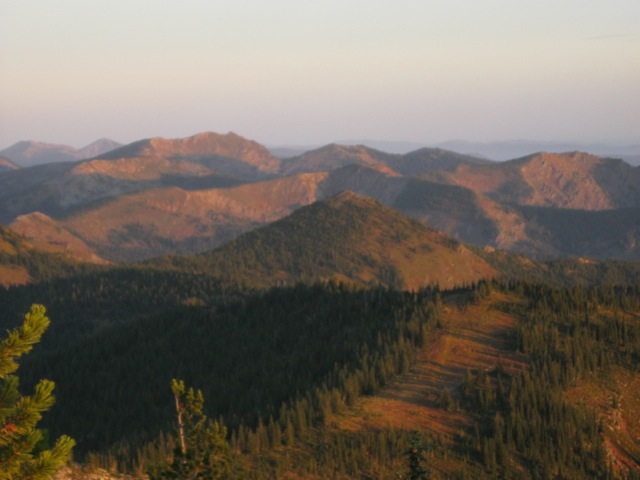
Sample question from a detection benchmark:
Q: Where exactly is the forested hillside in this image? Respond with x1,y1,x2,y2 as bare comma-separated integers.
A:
4,274,640,479
15,282,441,465
2,161,640,478
153,191,495,289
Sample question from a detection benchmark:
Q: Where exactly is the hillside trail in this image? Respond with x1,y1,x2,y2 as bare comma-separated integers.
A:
333,290,527,438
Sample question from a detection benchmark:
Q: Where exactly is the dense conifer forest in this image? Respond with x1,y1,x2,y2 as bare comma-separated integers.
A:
2,263,640,478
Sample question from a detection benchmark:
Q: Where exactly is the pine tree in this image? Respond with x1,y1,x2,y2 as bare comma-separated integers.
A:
0,304,75,480
403,430,430,480
148,379,231,480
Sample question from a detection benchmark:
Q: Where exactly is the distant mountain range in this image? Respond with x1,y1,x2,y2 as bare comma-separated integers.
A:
4,136,638,167
272,139,640,164
1,131,639,269
432,139,640,164
0,138,122,167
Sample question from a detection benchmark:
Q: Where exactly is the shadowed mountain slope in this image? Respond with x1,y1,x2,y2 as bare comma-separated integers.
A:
514,205,640,260
0,160,168,223
318,164,408,204
388,147,491,175
0,162,79,223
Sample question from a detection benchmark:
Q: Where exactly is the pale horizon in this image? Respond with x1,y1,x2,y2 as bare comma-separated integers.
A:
2,1,639,149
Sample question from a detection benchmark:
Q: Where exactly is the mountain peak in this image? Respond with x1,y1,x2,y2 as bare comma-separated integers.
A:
98,131,280,174
325,190,377,207
78,138,122,159
281,143,400,176
186,191,494,289
0,139,121,167
0,140,78,167
517,150,602,165
514,151,634,210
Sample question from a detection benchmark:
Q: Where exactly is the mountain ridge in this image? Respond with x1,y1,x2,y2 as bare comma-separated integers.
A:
279,143,401,176
0,138,122,167
2,131,640,262
97,131,280,178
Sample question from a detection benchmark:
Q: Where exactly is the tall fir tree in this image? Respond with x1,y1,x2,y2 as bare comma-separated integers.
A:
0,304,75,480
148,379,231,480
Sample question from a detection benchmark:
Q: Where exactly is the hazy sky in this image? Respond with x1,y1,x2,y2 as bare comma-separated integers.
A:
1,0,639,148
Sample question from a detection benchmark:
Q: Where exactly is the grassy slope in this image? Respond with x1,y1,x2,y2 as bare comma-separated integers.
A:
0,225,99,286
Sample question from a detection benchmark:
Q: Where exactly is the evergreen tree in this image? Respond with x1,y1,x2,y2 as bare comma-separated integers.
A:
403,430,430,480
148,379,231,480
0,304,75,480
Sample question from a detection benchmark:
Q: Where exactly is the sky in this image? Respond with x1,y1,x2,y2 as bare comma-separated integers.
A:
1,0,639,149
